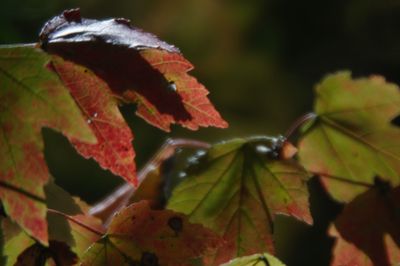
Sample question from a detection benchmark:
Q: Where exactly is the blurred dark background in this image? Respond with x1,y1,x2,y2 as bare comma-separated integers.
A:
2,0,400,264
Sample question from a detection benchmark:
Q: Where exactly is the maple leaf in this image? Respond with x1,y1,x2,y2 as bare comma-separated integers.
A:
1,218,78,266
45,181,105,259
50,56,137,185
68,198,105,259
45,180,82,248
329,183,400,266
167,137,312,265
0,45,95,245
136,49,229,131
298,72,400,202
1,218,35,266
220,253,286,266
41,9,228,132
80,200,224,266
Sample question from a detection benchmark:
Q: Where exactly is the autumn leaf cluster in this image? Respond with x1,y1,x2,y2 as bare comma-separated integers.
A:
1,9,400,266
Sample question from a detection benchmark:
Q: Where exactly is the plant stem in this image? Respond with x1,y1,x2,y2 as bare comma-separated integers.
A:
284,112,317,140
48,208,105,236
89,138,210,223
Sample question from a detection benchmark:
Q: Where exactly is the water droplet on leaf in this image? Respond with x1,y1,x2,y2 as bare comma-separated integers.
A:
256,145,271,154
178,171,187,179
167,81,177,92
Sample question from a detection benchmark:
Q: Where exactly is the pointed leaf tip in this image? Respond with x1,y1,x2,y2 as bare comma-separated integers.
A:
42,10,228,133
298,72,400,202
168,137,311,265
0,46,95,244
81,201,224,265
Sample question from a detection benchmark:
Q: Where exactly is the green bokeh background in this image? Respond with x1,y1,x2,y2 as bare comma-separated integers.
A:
2,1,400,265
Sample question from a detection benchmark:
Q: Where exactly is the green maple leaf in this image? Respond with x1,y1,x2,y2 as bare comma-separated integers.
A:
298,72,400,202
0,45,95,245
167,137,312,265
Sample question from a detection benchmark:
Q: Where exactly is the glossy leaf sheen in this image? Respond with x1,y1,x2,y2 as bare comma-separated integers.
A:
43,9,228,132
0,46,95,244
298,72,400,202
40,8,178,53
51,56,137,185
81,201,223,266
329,185,400,266
168,138,312,265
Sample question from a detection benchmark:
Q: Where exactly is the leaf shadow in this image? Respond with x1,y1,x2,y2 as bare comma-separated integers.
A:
275,177,343,266
333,183,400,266
47,42,192,123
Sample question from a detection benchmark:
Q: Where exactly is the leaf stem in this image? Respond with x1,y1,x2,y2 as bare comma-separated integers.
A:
48,208,105,236
89,138,210,223
0,43,37,48
284,112,317,140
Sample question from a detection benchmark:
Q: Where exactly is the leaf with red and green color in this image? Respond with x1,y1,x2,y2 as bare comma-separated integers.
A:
329,184,400,266
68,198,105,259
45,180,82,248
2,217,78,266
2,218,35,266
298,72,400,202
51,56,137,185
0,46,95,245
133,49,229,131
81,200,224,266
167,137,312,265
41,9,228,132
220,253,286,266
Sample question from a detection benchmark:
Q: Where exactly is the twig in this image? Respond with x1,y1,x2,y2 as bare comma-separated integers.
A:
48,208,105,236
89,138,210,222
284,112,317,140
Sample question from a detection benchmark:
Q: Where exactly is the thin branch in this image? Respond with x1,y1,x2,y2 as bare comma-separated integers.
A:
48,208,105,236
284,112,317,140
0,43,37,48
89,138,210,222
